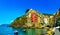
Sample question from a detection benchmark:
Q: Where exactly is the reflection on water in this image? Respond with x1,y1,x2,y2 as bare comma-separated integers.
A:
0,24,60,35
0,25,44,35
14,28,46,35
0,24,27,35
14,28,26,35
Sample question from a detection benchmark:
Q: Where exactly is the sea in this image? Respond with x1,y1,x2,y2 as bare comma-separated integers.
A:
0,24,60,35
0,24,27,35
0,24,14,35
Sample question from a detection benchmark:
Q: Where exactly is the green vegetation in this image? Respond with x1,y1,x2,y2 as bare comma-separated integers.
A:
55,16,60,27
10,9,60,28
10,15,27,28
43,14,53,16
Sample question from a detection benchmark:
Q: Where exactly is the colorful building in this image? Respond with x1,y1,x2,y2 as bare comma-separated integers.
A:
11,9,60,35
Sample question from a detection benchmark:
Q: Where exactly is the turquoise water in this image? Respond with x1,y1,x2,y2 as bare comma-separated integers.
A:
0,24,43,35
0,24,60,35
0,24,45,35
0,24,27,35
0,25,14,35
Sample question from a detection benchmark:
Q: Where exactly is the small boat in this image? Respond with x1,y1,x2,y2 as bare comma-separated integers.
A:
14,30,18,35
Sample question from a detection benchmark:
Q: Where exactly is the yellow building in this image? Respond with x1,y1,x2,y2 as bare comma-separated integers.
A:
11,8,60,35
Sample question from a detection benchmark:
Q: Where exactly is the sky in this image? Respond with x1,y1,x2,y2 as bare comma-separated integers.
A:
0,0,60,24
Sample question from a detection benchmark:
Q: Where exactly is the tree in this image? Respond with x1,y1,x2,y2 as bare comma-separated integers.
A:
54,16,60,27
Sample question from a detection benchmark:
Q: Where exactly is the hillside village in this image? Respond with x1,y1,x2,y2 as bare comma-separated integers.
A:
10,9,60,35
10,9,60,28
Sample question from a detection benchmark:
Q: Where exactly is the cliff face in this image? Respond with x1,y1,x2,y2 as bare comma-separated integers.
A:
10,15,27,28
10,9,42,28
10,9,60,28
